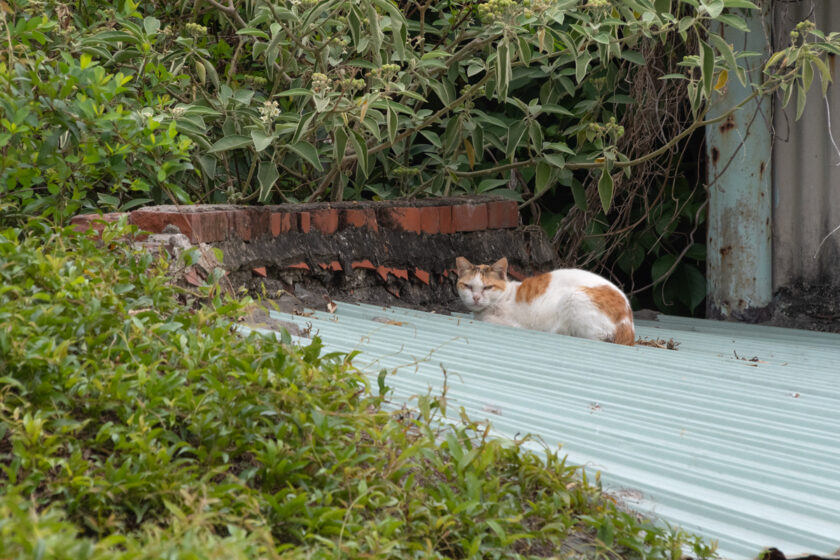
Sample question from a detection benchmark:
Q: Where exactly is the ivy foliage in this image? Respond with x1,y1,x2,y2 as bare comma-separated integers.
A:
0,224,718,557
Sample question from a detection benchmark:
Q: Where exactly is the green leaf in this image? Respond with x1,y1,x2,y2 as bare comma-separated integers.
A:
535,162,552,196
477,179,509,193
236,27,270,40
251,130,274,152
292,113,316,145
496,39,511,100
802,59,814,92
143,16,160,35
517,36,532,66
812,56,832,96
257,162,280,202
203,59,220,89
795,83,807,120
701,0,724,19
722,0,758,8
651,254,677,284
505,121,527,160
334,127,348,161
676,263,706,312
575,51,592,84
709,33,742,85
597,168,613,214
419,130,442,148
716,13,749,32
97,193,120,207
621,50,645,65
276,88,314,97
700,40,715,98
289,141,324,171
349,130,368,177
208,135,252,153
544,153,566,168
386,107,397,145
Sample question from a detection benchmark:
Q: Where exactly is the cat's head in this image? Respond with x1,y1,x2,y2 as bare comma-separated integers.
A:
454,257,509,312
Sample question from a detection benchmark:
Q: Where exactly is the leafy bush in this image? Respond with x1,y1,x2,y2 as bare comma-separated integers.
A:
0,3,193,225
0,223,717,558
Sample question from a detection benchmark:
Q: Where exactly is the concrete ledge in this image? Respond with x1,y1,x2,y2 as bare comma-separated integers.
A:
70,197,553,311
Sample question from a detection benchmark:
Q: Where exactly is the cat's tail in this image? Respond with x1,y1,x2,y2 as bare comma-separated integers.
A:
613,319,635,346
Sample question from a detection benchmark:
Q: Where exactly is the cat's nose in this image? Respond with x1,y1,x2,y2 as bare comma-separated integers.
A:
473,294,480,303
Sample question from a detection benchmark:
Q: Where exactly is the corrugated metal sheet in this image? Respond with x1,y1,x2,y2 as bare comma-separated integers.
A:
773,0,840,288
242,303,840,559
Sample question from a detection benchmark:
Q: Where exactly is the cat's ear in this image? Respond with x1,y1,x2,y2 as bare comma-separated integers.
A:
455,257,473,277
490,257,508,279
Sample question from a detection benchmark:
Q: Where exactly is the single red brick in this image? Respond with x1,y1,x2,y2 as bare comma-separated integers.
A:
414,268,430,285
352,259,376,270
486,200,519,229
438,205,454,234
71,212,127,234
418,207,440,234
378,207,421,233
253,266,267,277
376,265,390,282
452,203,488,232
341,208,378,231
391,268,409,280
230,209,256,241
190,211,229,243
318,261,343,272
249,209,270,239
130,209,195,241
311,208,339,235
288,262,310,270
270,212,297,236
299,212,311,233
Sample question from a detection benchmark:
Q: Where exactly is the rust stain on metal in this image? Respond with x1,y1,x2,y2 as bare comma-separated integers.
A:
711,147,720,165
719,114,736,133
720,246,732,257
759,161,765,181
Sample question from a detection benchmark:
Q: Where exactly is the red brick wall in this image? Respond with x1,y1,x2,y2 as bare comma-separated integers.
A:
69,197,550,306
87,197,519,243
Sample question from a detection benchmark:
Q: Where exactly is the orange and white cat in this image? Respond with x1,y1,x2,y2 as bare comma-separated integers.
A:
455,256,635,346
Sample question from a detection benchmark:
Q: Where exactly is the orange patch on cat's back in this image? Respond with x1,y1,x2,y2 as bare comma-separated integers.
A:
613,320,635,346
515,273,553,303
581,284,635,346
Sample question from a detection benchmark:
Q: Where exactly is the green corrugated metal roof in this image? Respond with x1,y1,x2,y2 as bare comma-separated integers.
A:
242,302,840,559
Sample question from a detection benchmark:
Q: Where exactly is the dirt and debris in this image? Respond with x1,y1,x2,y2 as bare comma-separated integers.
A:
218,227,557,316
635,337,680,350
762,282,840,333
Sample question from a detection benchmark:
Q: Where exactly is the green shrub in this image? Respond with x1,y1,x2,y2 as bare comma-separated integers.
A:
0,3,193,225
0,223,718,558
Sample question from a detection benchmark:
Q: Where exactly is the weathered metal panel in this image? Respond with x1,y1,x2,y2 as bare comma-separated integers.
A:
772,0,840,289
706,4,774,318
243,303,840,560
